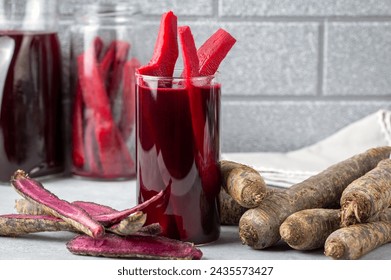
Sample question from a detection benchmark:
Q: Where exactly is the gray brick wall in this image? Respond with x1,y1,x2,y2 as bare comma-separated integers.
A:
58,0,391,153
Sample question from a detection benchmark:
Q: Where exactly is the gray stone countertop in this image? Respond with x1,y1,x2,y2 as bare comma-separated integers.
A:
0,176,390,260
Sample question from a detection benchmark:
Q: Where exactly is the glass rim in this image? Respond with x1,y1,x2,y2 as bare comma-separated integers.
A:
136,71,219,81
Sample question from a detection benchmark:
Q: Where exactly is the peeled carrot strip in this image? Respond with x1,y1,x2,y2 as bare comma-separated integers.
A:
100,41,116,81
178,25,221,198
77,47,112,121
137,11,178,77
93,36,104,59
178,26,199,78
84,117,101,174
119,57,140,140
107,41,130,100
71,82,85,168
197,28,236,76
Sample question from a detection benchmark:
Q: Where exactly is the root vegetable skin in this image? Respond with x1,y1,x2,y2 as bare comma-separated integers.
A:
280,209,340,250
107,212,147,236
14,199,47,216
239,146,391,249
0,214,77,236
340,158,391,227
220,160,267,208
324,220,391,260
219,189,248,225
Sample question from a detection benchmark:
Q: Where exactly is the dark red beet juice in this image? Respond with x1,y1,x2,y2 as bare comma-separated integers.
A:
136,76,221,244
0,31,64,182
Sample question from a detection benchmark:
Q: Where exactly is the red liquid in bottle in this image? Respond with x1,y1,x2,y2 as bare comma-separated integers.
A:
0,31,64,182
136,82,221,244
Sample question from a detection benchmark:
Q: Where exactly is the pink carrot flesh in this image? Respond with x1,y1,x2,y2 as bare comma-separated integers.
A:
137,11,178,77
67,233,203,260
107,41,130,100
179,24,221,198
72,82,85,168
99,41,116,80
178,26,200,78
197,28,236,76
72,201,118,216
119,57,140,140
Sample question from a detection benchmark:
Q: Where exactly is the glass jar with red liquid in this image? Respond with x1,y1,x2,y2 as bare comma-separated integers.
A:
0,0,64,183
136,71,221,244
70,2,141,180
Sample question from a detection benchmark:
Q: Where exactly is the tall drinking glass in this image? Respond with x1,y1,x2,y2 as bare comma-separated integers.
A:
136,71,221,244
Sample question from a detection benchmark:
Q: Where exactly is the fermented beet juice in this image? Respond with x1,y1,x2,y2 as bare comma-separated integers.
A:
136,73,221,244
0,31,64,182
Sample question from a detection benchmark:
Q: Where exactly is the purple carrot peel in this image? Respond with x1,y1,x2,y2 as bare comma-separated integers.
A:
66,233,203,260
15,194,162,229
72,201,118,216
11,170,104,238
15,199,147,236
92,190,163,226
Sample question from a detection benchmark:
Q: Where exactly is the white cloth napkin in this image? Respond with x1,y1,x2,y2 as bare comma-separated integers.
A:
222,109,391,188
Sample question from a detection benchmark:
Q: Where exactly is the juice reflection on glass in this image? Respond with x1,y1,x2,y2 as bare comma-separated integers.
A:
136,72,221,244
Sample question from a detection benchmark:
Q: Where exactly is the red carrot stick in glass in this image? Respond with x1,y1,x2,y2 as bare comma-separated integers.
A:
137,11,178,77
119,57,140,140
84,117,101,174
107,40,130,101
100,41,116,81
93,36,104,60
178,25,221,198
71,82,85,168
72,37,104,171
197,28,236,76
77,46,112,120
178,26,199,78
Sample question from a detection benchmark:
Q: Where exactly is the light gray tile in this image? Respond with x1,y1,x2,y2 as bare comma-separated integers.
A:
221,100,391,152
59,0,95,17
220,0,391,17
59,0,214,17
138,0,214,16
325,23,391,96
171,22,319,96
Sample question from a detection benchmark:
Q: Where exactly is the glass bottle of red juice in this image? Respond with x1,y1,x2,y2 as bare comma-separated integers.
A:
0,0,64,182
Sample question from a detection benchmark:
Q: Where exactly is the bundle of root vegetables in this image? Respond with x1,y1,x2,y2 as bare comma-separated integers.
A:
219,146,391,259
0,170,202,260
